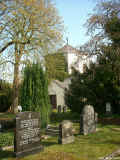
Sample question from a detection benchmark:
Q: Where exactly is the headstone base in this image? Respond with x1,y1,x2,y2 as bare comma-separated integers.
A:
15,145,44,158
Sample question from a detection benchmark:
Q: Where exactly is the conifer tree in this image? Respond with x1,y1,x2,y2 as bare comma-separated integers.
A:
20,63,51,128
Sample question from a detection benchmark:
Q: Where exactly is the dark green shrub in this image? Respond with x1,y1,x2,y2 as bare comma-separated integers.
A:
0,80,13,112
0,131,14,147
0,119,15,130
50,111,80,123
20,63,51,128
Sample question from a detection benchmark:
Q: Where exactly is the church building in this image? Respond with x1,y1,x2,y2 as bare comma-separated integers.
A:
59,44,90,74
48,43,91,109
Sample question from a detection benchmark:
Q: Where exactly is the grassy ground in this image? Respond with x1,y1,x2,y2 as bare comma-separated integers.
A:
1,123,120,160
0,113,15,119
1,112,120,160
0,131,14,147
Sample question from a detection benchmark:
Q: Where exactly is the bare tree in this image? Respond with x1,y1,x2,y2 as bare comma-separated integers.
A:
0,0,63,113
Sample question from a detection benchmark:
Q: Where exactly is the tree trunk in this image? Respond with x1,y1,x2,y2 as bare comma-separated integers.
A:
11,44,20,113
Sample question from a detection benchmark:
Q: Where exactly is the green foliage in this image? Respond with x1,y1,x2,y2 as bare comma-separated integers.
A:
20,63,51,128
65,70,88,114
65,48,120,114
0,113,15,119
0,131,14,147
50,111,80,124
45,52,69,82
105,16,120,45
0,119,15,130
77,0,120,115
86,0,120,42
0,80,13,112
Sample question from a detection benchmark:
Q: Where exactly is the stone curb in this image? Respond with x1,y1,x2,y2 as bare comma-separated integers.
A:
1,145,13,151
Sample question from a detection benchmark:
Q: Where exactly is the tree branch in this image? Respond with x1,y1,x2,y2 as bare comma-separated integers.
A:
0,40,31,54
0,41,14,53
0,60,15,65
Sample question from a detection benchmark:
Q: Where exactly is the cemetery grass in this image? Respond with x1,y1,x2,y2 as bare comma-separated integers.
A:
1,124,120,160
0,113,15,119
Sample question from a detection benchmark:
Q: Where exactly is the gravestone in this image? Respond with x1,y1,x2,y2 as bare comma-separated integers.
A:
94,112,98,129
58,120,74,144
45,125,59,136
80,105,97,135
58,105,62,113
14,112,43,158
63,106,67,113
106,102,112,115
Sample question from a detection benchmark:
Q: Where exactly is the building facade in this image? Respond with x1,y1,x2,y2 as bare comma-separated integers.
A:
48,44,91,109
48,80,66,109
60,44,90,74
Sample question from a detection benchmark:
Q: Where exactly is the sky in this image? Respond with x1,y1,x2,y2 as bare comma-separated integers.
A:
55,0,97,47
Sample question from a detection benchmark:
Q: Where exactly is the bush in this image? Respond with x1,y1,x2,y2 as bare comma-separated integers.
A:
50,111,80,123
0,132,14,147
0,119,15,130
0,80,13,112
20,63,51,128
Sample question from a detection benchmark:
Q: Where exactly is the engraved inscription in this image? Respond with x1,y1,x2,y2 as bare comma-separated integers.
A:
14,112,43,157
20,128,40,139
20,137,40,146
20,119,39,128
19,119,40,146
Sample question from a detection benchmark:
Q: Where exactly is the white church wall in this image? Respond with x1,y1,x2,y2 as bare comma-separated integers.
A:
67,52,78,74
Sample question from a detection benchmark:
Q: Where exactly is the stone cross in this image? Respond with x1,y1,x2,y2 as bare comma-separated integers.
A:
58,120,74,144
80,105,97,135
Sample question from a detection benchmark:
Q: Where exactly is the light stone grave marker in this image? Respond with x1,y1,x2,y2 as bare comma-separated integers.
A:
80,105,98,135
58,120,74,144
106,102,112,115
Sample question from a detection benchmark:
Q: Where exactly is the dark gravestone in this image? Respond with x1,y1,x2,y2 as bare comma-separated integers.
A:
63,106,67,113
58,105,62,113
14,112,43,158
80,105,97,135
58,120,74,144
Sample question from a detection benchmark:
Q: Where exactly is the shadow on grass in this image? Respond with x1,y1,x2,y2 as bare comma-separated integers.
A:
0,150,14,159
107,140,120,145
74,133,81,137
41,141,58,147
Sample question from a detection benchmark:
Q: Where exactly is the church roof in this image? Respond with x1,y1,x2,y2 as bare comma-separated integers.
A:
50,78,72,90
53,80,66,89
59,44,88,56
59,44,80,54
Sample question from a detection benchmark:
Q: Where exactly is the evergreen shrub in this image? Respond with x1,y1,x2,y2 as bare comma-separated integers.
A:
20,63,51,128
